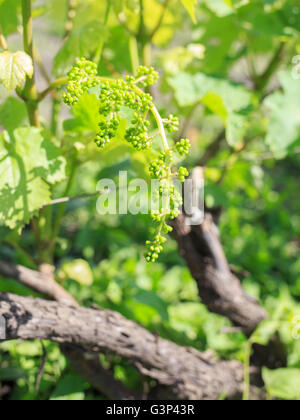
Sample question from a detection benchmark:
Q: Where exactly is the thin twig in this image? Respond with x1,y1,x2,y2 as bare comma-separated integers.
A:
45,191,102,207
35,341,47,393
38,77,68,101
176,103,199,142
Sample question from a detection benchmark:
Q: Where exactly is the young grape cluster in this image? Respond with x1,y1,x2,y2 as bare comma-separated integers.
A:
94,69,157,151
63,58,98,106
63,58,191,262
146,144,190,262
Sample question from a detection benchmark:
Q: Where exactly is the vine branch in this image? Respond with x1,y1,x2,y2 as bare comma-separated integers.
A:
21,0,40,127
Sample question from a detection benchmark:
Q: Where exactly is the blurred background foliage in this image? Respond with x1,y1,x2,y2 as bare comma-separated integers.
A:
0,0,300,400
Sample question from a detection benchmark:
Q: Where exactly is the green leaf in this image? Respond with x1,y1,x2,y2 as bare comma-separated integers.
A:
262,368,300,400
0,367,26,381
64,93,101,133
0,51,33,91
134,289,169,321
0,0,20,36
251,319,279,346
0,97,27,131
50,373,86,401
203,0,234,17
264,72,300,156
180,0,197,23
0,128,66,230
168,72,252,146
54,21,106,75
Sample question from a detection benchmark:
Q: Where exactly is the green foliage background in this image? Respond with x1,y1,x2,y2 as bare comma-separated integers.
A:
0,0,300,400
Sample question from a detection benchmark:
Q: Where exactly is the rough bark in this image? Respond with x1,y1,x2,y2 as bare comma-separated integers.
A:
0,292,247,400
60,344,141,400
0,261,137,400
172,213,267,336
171,167,287,367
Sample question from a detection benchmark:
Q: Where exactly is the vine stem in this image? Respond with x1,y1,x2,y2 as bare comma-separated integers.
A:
151,104,170,151
20,0,44,263
38,77,68,101
243,340,252,401
48,160,77,255
21,0,40,127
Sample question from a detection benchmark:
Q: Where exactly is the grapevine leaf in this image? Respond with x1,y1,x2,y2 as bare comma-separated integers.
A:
264,72,300,156
53,21,106,75
50,374,86,401
168,72,252,146
262,368,300,400
203,0,250,17
203,0,233,17
0,98,27,132
180,0,197,23
0,51,33,91
64,93,102,133
0,0,20,36
0,128,66,230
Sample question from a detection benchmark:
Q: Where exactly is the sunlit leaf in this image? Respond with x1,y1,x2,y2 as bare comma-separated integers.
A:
0,51,33,91
0,128,66,230
264,72,300,156
168,72,252,145
180,0,197,23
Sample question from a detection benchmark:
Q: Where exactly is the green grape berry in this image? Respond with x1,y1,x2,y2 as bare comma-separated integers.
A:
175,138,191,156
178,167,189,183
135,66,159,87
164,114,179,133
145,235,166,262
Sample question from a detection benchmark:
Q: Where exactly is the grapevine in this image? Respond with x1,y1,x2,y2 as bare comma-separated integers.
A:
63,58,191,262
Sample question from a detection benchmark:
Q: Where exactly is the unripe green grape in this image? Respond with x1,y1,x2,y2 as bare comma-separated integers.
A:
164,114,179,133
178,166,189,183
175,138,191,156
